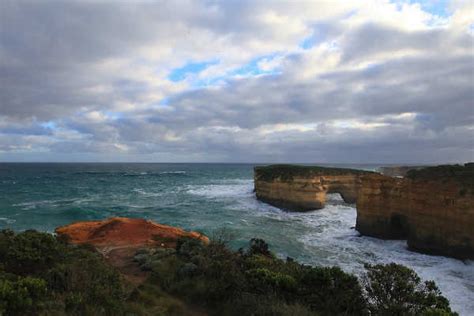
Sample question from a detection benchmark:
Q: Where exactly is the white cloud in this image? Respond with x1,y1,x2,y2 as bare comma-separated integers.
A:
0,0,472,163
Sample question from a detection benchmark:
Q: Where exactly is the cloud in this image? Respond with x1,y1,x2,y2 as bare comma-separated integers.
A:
0,0,472,163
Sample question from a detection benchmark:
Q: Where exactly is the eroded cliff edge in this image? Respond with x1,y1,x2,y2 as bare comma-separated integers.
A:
254,164,373,211
356,163,474,260
254,163,474,259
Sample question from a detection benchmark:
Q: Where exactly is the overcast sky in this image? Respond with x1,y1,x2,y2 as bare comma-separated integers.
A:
0,0,473,163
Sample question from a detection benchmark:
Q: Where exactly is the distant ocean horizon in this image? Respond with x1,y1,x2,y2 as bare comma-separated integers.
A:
0,161,442,166
0,162,472,315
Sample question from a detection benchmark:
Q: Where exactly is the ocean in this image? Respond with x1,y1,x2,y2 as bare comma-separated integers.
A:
0,163,472,315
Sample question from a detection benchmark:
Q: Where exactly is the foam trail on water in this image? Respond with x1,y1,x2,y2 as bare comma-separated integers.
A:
187,180,254,199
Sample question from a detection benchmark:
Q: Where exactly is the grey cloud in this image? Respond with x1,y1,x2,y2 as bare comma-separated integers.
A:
341,23,472,62
0,0,320,119
0,1,472,163
156,52,472,132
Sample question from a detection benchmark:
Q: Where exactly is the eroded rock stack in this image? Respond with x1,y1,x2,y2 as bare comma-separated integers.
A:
356,163,474,259
254,164,373,211
254,163,474,259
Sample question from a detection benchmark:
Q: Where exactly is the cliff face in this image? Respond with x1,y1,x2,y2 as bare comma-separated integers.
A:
255,164,473,259
356,164,474,259
254,165,373,211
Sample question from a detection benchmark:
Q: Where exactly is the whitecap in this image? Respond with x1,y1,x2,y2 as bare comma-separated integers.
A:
132,188,163,197
0,217,16,224
161,171,186,174
187,180,254,199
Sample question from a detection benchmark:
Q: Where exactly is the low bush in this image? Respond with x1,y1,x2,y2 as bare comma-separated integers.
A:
0,229,457,316
0,229,127,315
364,263,456,316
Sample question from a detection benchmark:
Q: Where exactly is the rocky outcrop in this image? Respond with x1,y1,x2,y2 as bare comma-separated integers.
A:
254,165,374,211
55,217,209,284
254,163,473,259
55,217,209,248
356,163,474,259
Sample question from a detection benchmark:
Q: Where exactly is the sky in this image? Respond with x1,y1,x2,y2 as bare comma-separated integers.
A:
0,0,473,163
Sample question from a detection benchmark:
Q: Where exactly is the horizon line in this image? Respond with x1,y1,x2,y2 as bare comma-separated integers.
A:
0,161,465,165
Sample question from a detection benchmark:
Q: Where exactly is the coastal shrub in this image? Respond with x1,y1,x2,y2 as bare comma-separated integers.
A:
0,229,127,315
0,229,456,316
406,163,473,192
210,227,236,247
0,229,65,275
364,263,457,316
254,164,373,182
247,238,273,257
0,275,47,315
245,267,297,294
46,246,126,314
147,238,367,315
146,238,456,316
220,294,316,316
297,266,367,315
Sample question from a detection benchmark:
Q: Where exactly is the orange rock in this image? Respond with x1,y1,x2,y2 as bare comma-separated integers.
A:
55,217,209,248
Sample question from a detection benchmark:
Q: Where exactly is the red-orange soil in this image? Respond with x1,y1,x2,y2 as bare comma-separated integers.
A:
55,217,209,284
55,217,209,247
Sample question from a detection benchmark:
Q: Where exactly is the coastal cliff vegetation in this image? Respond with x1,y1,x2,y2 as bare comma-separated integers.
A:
0,229,457,316
406,163,474,192
254,164,372,182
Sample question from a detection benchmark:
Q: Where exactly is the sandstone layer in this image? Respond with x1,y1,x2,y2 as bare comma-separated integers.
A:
254,165,373,211
356,163,474,260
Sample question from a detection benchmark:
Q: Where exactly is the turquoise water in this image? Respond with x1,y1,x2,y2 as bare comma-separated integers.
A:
1,163,473,315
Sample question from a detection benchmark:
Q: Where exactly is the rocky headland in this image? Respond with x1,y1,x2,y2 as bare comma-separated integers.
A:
55,217,209,284
255,163,474,260
357,163,474,259
254,164,374,211
55,217,209,248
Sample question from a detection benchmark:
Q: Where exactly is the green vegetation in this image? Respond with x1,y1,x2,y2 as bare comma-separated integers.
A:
254,164,373,182
406,163,473,180
0,229,127,315
406,163,473,192
364,263,454,316
0,230,457,316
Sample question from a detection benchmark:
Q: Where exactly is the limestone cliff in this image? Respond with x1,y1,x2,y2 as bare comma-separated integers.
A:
254,165,373,211
356,163,474,260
